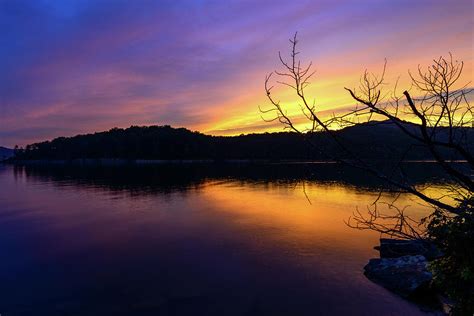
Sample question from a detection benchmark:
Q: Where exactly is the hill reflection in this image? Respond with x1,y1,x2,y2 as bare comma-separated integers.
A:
9,161,458,196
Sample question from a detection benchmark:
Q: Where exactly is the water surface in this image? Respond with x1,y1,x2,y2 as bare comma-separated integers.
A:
0,163,440,315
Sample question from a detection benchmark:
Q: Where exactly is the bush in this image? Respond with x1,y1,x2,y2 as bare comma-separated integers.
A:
427,200,474,315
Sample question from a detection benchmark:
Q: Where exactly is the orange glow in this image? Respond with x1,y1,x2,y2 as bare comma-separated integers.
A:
1,0,472,147
201,52,473,136
197,180,432,249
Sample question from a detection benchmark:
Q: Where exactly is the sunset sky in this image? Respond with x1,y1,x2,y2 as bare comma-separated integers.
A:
1,0,472,147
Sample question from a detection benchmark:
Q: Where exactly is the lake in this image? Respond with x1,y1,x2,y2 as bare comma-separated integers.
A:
0,162,443,315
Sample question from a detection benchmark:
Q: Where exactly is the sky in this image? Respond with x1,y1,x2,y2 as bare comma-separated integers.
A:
0,0,472,147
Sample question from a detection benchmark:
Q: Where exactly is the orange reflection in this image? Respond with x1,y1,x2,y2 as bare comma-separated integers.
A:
197,180,433,258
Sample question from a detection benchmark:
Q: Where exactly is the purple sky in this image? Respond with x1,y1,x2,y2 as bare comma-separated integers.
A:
1,0,472,147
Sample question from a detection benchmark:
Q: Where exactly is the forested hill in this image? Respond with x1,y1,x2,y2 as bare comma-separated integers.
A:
12,121,474,161
0,147,14,161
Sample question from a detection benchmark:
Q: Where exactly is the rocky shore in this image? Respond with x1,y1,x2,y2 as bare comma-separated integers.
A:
364,238,452,314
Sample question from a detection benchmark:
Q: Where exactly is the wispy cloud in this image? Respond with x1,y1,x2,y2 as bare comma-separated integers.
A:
0,0,472,147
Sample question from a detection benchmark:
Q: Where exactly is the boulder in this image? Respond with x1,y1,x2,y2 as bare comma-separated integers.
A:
364,255,432,297
375,238,442,260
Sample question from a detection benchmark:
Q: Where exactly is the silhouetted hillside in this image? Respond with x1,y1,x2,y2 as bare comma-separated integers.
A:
12,121,473,161
0,147,14,161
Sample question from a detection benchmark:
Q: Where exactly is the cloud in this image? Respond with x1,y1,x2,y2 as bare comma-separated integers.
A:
0,0,472,147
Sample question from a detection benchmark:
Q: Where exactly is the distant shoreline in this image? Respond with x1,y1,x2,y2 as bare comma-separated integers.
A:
5,159,469,166
11,123,473,163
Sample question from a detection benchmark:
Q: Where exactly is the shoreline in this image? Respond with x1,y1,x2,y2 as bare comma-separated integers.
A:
4,158,469,165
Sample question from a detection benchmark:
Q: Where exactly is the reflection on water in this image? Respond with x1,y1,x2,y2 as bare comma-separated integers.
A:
0,163,442,315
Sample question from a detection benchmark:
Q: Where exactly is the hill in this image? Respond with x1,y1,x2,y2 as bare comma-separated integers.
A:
0,147,14,161
11,121,473,161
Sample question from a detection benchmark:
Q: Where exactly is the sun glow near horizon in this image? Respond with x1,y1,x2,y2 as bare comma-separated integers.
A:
0,0,472,146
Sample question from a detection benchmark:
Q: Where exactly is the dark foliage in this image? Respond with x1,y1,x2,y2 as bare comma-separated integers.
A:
12,121,473,161
427,201,474,314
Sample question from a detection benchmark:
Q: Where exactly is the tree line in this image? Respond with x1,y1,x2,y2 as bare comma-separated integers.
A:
12,121,471,161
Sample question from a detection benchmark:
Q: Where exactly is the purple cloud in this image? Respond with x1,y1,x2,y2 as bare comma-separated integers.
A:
0,0,472,147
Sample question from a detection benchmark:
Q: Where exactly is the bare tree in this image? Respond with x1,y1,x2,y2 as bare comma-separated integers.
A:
261,33,473,240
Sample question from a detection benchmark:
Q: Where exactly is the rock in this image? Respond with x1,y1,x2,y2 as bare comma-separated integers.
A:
364,255,432,297
437,295,455,315
377,238,442,260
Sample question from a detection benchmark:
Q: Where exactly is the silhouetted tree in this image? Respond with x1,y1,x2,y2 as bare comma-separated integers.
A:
14,124,462,162
262,33,473,313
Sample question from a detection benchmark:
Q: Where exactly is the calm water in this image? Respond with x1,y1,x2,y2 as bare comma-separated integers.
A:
0,163,443,315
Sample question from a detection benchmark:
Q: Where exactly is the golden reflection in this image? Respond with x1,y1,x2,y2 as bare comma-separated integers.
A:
197,180,433,256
